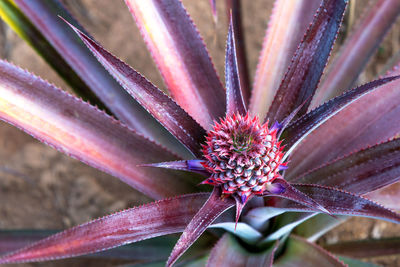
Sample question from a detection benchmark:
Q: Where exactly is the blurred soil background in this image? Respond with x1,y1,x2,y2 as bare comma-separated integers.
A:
0,0,399,266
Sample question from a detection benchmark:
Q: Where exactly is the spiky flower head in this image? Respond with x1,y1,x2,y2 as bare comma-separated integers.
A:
202,113,287,204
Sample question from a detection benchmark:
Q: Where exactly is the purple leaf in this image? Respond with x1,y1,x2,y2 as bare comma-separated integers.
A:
0,230,53,256
167,187,235,266
125,0,226,129
206,234,278,267
12,0,186,155
142,160,210,176
284,76,400,158
295,138,400,194
365,182,400,212
0,0,104,109
312,0,400,106
0,193,209,263
225,0,250,104
274,235,346,267
0,60,200,199
225,15,246,116
263,178,330,215
64,20,206,157
323,237,400,258
286,67,400,179
0,231,186,261
209,0,217,22
266,184,400,223
250,0,321,121
266,0,348,123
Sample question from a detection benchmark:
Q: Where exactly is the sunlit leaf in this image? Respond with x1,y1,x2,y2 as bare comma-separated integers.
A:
125,0,225,129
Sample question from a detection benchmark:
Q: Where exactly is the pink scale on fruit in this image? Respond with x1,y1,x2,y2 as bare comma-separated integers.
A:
202,113,287,204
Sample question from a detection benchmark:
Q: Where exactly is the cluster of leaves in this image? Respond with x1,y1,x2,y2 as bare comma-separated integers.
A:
0,0,400,266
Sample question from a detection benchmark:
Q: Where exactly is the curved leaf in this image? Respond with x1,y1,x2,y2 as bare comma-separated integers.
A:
0,60,201,199
295,137,400,194
313,0,400,105
250,0,320,121
0,193,209,263
324,237,400,258
225,15,246,116
266,0,348,123
125,0,225,129
206,234,277,267
365,182,400,212
11,0,186,155
209,222,262,244
0,0,103,108
262,213,315,242
263,178,329,215
274,235,346,267
65,20,206,157
225,0,250,104
283,76,400,158
167,187,235,266
0,230,184,261
294,214,347,242
287,67,400,179
266,184,400,224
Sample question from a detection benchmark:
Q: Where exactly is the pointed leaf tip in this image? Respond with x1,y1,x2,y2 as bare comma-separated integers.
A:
267,0,348,123
124,0,225,128
0,194,209,263
0,59,199,199
264,178,330,215
284,75,400,158
62,16,207,158
167,187,235,266
225,15,246,116
142,160,209,176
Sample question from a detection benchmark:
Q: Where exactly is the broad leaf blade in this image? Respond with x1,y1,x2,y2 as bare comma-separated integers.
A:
250,0,320,121
0,230,54,256
0,0,103,108
10,0,187,156
206,234,277,267
262,213,315,242
263,178,329,215
125,0,226,129
209,222,262,244
313,0,400,106
266,184,400,224
283,76,400,158
225,15,246,116
295,138,400,194
0,60,200,199
0,193,209,263
225,0,250,104
66,20,206,157
167,187,235,266
274,235,346,267
294,214,347,242
287,67,400,179
0,230,183,261
365,182,400,212
266,0,347,123
324,237,400,258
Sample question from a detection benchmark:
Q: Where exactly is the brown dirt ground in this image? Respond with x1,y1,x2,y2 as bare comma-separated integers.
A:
0,0,399,266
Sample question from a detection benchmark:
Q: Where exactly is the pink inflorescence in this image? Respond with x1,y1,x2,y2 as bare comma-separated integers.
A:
202,113,287,203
